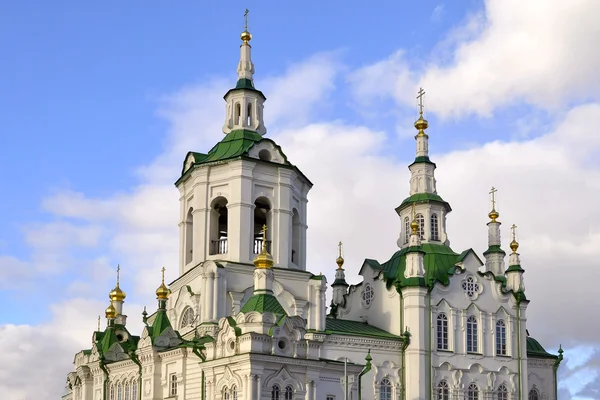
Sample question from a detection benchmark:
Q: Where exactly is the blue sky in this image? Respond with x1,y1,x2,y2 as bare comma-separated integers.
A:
1,1,599,399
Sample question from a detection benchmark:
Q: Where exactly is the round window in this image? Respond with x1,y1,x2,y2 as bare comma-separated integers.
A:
278,339,286,350
362,283,374,308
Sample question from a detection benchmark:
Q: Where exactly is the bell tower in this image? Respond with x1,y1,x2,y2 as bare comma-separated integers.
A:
174,13,312,275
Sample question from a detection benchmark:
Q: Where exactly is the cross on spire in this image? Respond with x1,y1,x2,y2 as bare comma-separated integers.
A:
244,8,249,31
338,241,343,258
161,267,166,284
417,87,426,116
490,187,498,210
511,224,517,241
116,264,121,286
97,315,101,331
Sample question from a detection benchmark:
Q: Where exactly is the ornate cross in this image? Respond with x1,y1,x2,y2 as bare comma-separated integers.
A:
511,224,517,240
244,9,249,30
116,264,121,285
490,186,498,210
417,87,426,115
161,267,166,283
260,224,268,242
338,241,343,258
412,202,417,221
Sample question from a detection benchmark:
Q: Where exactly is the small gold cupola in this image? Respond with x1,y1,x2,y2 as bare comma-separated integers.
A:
156,267,170,300
109,265,126,302
241,8,252,44
510,224,519,253
336,241,344,269
488,187,500,222
253,224,274,269
414,87,429,137
105,302,117,320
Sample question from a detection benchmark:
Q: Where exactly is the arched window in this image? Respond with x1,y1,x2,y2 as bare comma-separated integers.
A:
109,385,115,400
117,383,123,400
131,381,137,400
416,213,425,239
292,209,301,265
497,384,508,400
467,316,478,353
431,213,439,241
185,208,193,264
124,382,130,400
180,307,195,329
528,388,540,400
232,385,238,400
380,378,392,400
170,374,178,396
223,387,230,400
247,103,252,126
437,313,449,350
271,385,280,400
254,197,272,254
235,103,241,125
404,217,410,243
210,197,228,255
496,320,507,355
467,383,479,400
285,385,293,400
436,380,449,400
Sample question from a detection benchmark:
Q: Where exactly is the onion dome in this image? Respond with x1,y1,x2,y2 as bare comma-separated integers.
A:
156,267,170,300
109,265,126,301
336,241,344,269
105,302,117,320
253,225,274,269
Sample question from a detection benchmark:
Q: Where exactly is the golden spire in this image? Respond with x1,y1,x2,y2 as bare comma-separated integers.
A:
488,187,499,222
241,9,252,44
253,224,274,269
510,224,519,253
156,267,170,300
414,87,429,136
410,203,419,234
105,301,117,320
109,264,126,302
336,241,345,269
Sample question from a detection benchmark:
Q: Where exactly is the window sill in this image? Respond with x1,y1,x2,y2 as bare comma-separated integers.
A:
467,352,483,356
436,349,453,353
495,354,511,358
165,396,178,400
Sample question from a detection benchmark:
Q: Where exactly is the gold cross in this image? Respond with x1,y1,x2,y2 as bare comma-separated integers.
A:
97,315,101,331
116,264,121,286
260,224,267,242
244,9,249,30
412,202,416,221
161,267,166,283
490,187,498,210
338,241,343,258
417,88,426,115
511,224,517,240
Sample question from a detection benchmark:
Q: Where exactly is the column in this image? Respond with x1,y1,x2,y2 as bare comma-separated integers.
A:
205,273,214,322
213,272,220,321
256,376,262,399
403,287,429,400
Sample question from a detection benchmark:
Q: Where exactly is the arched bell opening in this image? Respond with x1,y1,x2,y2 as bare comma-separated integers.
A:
185,208,194,264
253,196,272,254
291,208,300,265
210,197,228,255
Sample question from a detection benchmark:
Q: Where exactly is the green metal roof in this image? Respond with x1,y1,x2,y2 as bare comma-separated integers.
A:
372,243,466,288
240,293,287,315
396,192,452,213
527,336,558,359
150,309,173,342
323,318,402,340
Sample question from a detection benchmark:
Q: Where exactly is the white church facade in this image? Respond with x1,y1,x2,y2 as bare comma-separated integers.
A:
63,20,563,400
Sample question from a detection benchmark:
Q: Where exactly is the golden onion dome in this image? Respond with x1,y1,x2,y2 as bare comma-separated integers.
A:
336,255,344,269
241,30,252,44
156,267,170,300
109,284,126,302
510,239,519,253
105,302,117,319
488,209,499,222
253,248,274,269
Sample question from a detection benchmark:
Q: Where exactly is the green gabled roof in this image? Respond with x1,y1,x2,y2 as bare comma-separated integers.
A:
372,243,465,289
240,293,287,315
408,156,436,168
396,192,452,213
323,318,402,340
96,325,139,356
224,79,266,100
527,336,558,359
151,310,173,342
483,244,506,256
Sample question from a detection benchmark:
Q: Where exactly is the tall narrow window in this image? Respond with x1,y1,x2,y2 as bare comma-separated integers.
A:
232,385,238,400
284,386,293,400
247,103,252,127
528,389,539,400
124,382,130,400
437,313,449,350
292,209,300,265
467,316,478,353
235,103,241,125
497,384,508,400
131,381,137,400
224,387,230,400
496,320,507,355
271,385,280,400
380,378,392,400
431,213,439,241
436,380,449,400
185,208,194,264
170,374,178,396
117,383,123,400
404,217,410,243
416,213,425,239
467,383,479,400
210,197,229,255
110,385,115,400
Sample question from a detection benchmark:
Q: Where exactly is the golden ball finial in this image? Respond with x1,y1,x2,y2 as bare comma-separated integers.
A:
156,267,170,300
105,302,117,320
336,241,344,269
241,30,252,44
488,209,499,222
510,239,519,253
414,116,429,133
253,225,274,269
411,219,419,234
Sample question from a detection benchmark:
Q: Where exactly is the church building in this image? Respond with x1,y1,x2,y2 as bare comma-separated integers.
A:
63,18,563,400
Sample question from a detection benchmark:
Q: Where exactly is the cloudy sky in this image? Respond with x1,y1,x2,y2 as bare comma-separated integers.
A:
1,0,599,399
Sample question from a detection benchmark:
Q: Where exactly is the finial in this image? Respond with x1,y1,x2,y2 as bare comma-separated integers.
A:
156,267,170,300
410,203,419,234
336,241,345,269
241,9,252,44
253,224,274,268
414,88,429,135
510,224,519,253
142,306,148,325
105,302,117,320
109,264,126,301
97,315,101,331
488,187,499,222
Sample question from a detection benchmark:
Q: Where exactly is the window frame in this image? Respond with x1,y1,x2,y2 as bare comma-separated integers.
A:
436,380,449,400
467,315,479,353
169,374,178,397
496,319,507,356
379,378,392,400
467,383,479,400
437,313,449,350
431,213,439,241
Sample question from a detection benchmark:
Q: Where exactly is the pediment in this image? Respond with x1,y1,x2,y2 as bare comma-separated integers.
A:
247,140,287,164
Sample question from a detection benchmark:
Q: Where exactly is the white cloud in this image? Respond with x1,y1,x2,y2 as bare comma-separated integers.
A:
349,0,600,118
